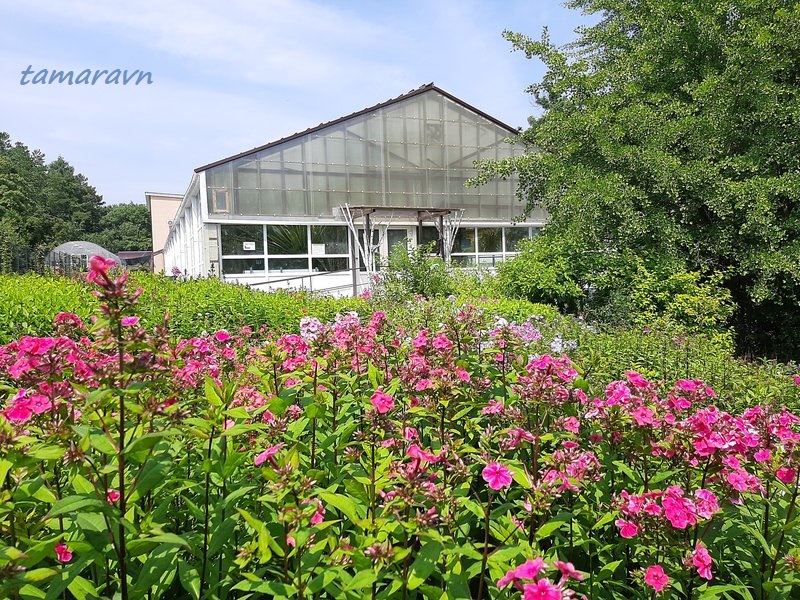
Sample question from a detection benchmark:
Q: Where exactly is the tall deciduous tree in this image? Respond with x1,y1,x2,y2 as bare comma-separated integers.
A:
475,0,800,356
87,203,152,254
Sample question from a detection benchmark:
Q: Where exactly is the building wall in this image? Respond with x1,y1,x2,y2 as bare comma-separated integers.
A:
145,193,182,273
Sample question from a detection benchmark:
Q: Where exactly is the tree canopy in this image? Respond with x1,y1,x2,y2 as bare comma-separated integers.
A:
475,0,800,357
0,132,151,254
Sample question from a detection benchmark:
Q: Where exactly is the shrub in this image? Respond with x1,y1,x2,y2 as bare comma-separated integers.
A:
373,242,453,300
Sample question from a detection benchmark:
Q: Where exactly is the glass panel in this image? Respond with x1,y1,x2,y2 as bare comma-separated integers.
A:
269,258,308,272
260,169,283,189
285,191,307,215
477,228,502,253
451,255,475,266
235,160,259,188
267,224,308,254
282,145,302,163
326,137,345,165
311,226,348,254
261,190,283,215
206,164,232,188
236,190,260,215
418,226,439,246
478,255,502,267
221,225,263,255
222,258,265,274
312,257,348,272
504,227,529,252
453,227,476,253
346,139,366,165
387,229,408,253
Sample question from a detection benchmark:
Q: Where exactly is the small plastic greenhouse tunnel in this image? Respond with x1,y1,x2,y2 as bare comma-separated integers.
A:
46,241,121,272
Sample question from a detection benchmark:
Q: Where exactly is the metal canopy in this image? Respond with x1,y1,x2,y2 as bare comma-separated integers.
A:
344,206,454,221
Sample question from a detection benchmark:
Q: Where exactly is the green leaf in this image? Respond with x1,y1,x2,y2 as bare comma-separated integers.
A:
408,540,443,590
598,559,623,581
67,576,100,600
47,495,106,518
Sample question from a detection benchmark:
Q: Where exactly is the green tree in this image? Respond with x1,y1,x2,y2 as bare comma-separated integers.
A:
87,202,152,253
474,0,800,357
0,132,105,250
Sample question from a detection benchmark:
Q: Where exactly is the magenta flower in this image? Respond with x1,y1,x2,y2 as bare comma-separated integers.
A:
482,462,513,490
369,390,395,414
644,565,669,592
691,542,713,580
498,558,546,589
54,543,73,563
106,489,121,504
615,518,639,538
481,399,505,415
121,316,140,327
521,578,561,600
407,444,440,463
254,443,285,466
777,467,796,484
87,255,116,282
554,560,584,581
754,449,771,463
213,330,230,342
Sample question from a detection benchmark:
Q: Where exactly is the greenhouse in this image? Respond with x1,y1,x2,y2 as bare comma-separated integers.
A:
156,84,546,293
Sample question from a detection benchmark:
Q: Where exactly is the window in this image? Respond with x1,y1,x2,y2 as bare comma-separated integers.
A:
311,226,348,254
477,228,502,253
504,227,529,252
267,225,308,255
222,258,265,275
221,225,263,255
212,189,230,213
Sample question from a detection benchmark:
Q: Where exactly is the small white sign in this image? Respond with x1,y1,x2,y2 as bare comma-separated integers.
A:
243,241,256,251
311,243,327,256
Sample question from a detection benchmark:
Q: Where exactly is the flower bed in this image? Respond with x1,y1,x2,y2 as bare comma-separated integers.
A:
0,259,798,598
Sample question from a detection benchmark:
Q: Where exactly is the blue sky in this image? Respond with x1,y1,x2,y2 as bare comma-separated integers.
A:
0,1,594,204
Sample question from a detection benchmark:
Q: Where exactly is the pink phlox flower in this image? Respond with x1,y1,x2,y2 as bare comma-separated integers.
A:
407,444,440,464
691,542,713,580
415,378,433,392
554,560,584,581
121,316,140,327
482,462,513,490
625,371,649,388
370,390,395,414
213,330,230,342
255,443,285,466
482,399,505,415
605,381,632,406
54,543,73,563
497,558,546,588
563,416,580,434
693,489,720,519
615,518,639,538
432,333,453,351
754,449,771,463
777,467,797,484
662,487,697,529
455,367,471,382
631,405,656,427
522,578,561,600
88,255,116,282
644,565,669,592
